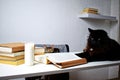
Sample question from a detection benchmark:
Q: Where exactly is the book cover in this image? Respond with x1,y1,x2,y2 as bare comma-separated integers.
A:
81,8,98,14
83,8,98,12
0,42,24,53
46,53,87,68
35,47,45,55
81,11,98,14
0,51,24,57
0,55,24,61
0,59,24,65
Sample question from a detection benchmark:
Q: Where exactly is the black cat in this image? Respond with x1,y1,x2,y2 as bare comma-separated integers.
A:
76,28,120,62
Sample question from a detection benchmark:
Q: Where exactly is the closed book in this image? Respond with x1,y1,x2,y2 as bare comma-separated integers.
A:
0,51,24,57
0,42,24,53
82,10,98,14
46,53,87,68
0,59,24,65
83,8,98,12
35,47,45,55
0,55,24,61
83,9,98,12
81,11,98,14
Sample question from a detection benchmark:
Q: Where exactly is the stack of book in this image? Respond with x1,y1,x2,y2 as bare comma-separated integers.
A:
0,42,25,65
81,8,98,14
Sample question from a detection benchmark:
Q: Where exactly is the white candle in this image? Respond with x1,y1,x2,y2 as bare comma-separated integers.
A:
25,43,35,66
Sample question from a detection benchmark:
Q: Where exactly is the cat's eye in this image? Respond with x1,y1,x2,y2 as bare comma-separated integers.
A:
98,38,101,40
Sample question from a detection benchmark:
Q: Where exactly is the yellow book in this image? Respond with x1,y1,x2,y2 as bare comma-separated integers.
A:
81,8,98,14
0,55,24,61
81,11,98,14
0,59,24,65
83,8,98,12
83,10,98,13
83,9,98,13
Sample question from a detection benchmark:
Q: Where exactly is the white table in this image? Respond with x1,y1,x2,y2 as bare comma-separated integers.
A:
0,60,120,80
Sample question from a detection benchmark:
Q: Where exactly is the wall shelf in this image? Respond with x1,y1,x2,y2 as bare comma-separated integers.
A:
78,13,117,21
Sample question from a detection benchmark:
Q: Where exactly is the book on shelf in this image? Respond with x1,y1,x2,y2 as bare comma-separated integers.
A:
0,51,24,57
0,55,24,61
46,53,87,68
83,8,98,12
81,8,98,14
0,42,24,53
81,11,98,14
0,59,24,65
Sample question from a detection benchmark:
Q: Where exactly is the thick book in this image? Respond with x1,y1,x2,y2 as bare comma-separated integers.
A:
0,51,24,57
0,55,24,61
46,53,87,68
0,42,24,53
0,59,24,65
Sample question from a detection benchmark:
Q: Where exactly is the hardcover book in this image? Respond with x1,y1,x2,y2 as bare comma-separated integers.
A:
0,59,24,65
46,53,87,68
35,47,45,55
0,42,24,53
0,51,24,57
0,55,24,61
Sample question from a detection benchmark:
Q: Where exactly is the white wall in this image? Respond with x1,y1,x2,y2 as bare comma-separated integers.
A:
0,0,112,52
0,0,119,80
110,0,120,42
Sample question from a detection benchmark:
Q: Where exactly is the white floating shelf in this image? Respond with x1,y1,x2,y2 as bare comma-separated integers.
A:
78,13,117,21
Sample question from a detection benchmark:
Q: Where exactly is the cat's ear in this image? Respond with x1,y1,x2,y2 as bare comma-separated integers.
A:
88,28,93,33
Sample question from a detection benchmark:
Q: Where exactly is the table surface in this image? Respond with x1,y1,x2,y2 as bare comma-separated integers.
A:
0,52,120,79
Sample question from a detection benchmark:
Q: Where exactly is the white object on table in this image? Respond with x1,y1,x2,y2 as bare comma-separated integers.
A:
25,42,35,66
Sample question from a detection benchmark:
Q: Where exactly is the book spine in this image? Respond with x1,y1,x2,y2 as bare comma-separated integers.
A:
56,58,87,68
0,42,25,53
81,8,98,14
84,8,98,12
81,12,98,14
12,46,24,53
0,55,24,61
0,51,24,57
0,59,24,65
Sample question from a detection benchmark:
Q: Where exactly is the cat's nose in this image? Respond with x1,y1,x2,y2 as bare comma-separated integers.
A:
91,40,96,44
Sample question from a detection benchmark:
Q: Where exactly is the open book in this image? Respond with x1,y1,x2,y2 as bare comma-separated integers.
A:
46,53,87,68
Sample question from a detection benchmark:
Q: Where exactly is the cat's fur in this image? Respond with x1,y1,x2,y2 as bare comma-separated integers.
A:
44,45,60,53
76,28,120,62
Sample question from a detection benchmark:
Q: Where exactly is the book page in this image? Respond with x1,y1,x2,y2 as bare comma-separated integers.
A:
46,53,82,63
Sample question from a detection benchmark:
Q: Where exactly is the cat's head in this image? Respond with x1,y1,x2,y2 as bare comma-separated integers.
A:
87,28,109,48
